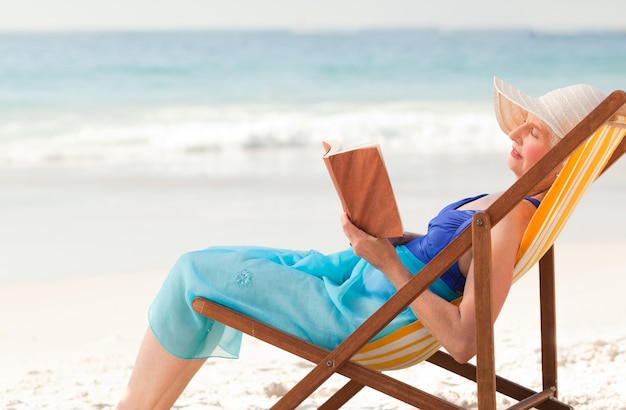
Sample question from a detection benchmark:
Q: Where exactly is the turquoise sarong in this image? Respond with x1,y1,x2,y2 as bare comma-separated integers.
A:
148,245,458,360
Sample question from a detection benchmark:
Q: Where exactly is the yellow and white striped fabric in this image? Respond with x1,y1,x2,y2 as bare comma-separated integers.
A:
353,116,626,371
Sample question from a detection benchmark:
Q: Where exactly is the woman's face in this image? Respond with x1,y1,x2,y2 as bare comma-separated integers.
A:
507,112,554,178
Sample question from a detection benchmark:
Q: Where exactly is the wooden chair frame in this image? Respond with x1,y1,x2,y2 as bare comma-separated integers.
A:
193,90,626,409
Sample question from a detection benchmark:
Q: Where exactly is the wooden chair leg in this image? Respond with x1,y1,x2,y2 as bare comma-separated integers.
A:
317,380,364,410
472,212,497,409
539,246,558,395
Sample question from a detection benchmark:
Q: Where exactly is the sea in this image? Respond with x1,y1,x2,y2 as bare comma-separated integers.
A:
1,29,625,172
1,29,626,282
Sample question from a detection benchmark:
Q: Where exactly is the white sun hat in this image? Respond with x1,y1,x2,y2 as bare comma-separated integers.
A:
493,76,607,140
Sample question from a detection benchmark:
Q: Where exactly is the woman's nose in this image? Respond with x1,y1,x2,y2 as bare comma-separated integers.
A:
508,124,523,141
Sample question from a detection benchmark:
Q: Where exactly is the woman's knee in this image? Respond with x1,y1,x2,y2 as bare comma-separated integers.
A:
169,249,216,280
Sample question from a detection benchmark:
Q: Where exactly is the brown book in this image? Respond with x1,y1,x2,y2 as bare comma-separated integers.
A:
322,140,403,238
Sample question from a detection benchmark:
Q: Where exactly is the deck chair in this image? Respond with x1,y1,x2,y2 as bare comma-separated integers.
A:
192,90,626,409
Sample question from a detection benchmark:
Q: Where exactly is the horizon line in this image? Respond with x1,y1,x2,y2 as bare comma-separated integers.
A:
0,25,624,35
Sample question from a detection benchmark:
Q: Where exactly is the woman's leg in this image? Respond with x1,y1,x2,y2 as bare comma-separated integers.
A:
117,328,206,410
117,246,359,408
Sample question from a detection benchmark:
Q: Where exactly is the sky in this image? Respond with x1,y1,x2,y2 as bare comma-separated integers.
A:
0,0,624,33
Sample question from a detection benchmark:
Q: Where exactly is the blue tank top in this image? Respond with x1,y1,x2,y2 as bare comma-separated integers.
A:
405,194,540,294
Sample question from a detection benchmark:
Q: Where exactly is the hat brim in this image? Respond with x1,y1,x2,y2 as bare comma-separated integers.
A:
494,77,612,140
493,77,554,137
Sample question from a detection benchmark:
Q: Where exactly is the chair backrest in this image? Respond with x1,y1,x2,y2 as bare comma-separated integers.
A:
514,115,626,282
352,113,626,372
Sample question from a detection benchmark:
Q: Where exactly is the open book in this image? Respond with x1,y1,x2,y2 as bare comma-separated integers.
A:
322,140,403,238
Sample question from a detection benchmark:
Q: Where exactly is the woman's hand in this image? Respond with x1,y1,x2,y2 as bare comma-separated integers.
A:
341,214,400,272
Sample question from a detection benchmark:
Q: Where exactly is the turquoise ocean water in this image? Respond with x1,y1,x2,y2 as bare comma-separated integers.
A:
1,29,625,170
1,29,626,282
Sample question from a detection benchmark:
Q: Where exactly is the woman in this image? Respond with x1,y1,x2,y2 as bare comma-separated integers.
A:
117,77,606,409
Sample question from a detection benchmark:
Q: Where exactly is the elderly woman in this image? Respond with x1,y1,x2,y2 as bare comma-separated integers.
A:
117,77,606,409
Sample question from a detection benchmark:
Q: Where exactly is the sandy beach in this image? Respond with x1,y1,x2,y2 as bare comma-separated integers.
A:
1,149,625,409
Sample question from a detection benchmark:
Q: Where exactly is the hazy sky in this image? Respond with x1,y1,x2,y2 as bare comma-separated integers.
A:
1,0,625,32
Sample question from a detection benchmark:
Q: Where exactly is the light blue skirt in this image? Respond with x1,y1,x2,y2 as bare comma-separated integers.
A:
148,245,459,360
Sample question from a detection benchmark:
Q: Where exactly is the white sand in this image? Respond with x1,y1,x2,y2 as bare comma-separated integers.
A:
1,151,625,409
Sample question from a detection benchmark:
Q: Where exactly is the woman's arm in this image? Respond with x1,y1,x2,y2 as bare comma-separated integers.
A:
341,206,530,363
